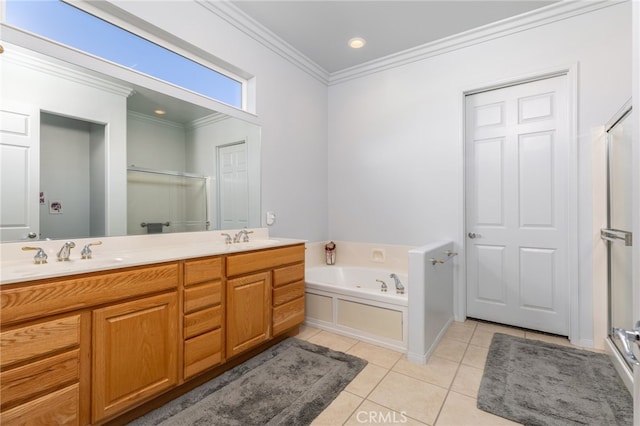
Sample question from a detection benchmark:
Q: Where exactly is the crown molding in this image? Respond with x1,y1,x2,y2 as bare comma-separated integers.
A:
2,39,133,97
197,0,330,84
127,110,186,130
328,0,626,85
202,0,626,87
189,112,230,129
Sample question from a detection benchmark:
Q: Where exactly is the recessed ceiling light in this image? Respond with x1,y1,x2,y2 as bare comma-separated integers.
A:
348,37,366,49
154,109,166,115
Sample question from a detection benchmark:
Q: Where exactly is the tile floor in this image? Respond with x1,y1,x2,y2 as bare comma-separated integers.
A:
297,319,585,426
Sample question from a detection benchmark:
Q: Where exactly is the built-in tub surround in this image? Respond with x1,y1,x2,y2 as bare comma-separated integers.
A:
304,241,413,352
407,241,456,364
305,241,412,270
304,240,456,361
0,228,298,284
306,265,408,352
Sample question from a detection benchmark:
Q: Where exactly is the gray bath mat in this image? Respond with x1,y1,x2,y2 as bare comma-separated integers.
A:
478,333,632,425
128,337,367,425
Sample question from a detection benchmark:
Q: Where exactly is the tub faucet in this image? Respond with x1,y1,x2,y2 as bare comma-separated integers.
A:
390,273,405,294
57,241,76,261
376,279,387,292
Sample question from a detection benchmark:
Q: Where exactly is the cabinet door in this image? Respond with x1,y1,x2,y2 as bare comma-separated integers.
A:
92,292,178,422
226,272,271,357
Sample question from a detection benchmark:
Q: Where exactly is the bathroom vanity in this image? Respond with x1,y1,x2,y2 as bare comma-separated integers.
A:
0,231,305,425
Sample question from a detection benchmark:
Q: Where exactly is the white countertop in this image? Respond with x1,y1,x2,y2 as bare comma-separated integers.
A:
0,228,305,285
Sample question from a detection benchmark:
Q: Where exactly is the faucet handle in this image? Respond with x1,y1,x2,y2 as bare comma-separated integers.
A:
22,246,48,264
221,233,232,244
376,279,388,292
241,230,254,242
81,241,103,259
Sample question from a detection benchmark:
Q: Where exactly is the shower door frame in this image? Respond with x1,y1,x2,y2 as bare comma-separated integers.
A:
604,100,636,393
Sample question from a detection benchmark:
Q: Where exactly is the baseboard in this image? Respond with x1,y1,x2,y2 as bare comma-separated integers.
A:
406,317,453,365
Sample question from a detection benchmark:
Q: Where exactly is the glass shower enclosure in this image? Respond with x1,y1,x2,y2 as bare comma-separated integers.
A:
603,102,635,367
127,167,210,235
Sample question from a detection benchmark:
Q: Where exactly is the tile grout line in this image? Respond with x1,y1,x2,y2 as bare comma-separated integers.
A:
432,323,479,425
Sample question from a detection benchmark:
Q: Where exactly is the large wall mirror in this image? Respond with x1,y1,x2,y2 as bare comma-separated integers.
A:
0,38,261,242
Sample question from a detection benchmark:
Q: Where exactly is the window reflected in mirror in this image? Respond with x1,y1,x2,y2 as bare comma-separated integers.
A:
5,0,243,108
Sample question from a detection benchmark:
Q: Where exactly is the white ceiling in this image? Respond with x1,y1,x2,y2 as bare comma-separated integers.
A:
230,0,558,74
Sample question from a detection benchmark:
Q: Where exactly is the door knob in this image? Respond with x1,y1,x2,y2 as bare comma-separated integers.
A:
468,232,481,239
27,232,37,239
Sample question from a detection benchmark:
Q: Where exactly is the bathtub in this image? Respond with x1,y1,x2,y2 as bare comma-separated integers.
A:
305,265,409,352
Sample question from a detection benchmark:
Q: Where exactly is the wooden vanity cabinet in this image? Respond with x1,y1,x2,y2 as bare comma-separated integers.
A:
183,257,224,380
0,243,304,424
272,262,305,335
0,263,180,425
225,244,305,358
0,312,89,426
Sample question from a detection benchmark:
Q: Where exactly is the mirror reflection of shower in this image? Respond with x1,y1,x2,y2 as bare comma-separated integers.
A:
127,168,209,234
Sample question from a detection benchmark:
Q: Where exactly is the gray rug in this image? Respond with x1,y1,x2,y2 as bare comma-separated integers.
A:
128,337,367,425
478,333,633,425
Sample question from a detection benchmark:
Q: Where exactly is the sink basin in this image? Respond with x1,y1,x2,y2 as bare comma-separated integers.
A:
2,256,132,281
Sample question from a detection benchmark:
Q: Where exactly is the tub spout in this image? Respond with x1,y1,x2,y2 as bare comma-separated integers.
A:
390,273,405,294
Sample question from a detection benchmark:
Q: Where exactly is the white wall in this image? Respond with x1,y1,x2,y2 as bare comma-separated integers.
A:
327,3,631,346
108,0,329,242
127,112,187,171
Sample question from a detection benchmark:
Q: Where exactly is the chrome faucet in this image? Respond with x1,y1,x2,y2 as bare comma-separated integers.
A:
390,273,405,294
376,279,388,292
233,229,253,243
57,241,76,261
22,246,48,264
81,241,102,259
221,233,232,244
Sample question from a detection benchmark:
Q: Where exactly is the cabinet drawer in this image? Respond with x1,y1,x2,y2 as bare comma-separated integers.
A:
184,306,222,339
1,349,80,409
1,315,81,368
185,257,222,286
184,328,223,379
273,297,305,336
226,245,305,277
273,281,305,306
184,281,222,314
1,264,178,325
1,383,79,426
273,263,304,288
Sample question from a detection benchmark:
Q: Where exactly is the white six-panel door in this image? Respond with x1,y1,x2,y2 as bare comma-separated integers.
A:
218,142,249,230
465,75,570,335
0,102,40,242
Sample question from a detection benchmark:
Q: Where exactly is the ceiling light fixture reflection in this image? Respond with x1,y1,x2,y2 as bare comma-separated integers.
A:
348,37,366,49
154,109,166,115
